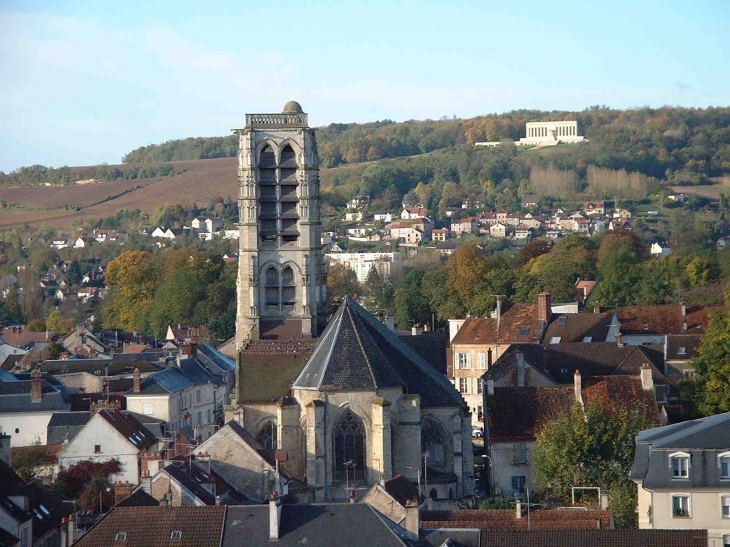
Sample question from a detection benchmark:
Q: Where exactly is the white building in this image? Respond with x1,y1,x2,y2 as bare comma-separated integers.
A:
373,213,393,223
57,409,156,484
345,212,363,222
324,252,402,284
651,242,672,256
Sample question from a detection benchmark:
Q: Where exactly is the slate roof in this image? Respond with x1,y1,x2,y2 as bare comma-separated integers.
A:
542,312,617,343
73,506,226,547
129,360,220,395
25,481,74,542
47,411,91,444
38,358,160,376
0,374,69,413
399,333,448,375
114,488,160,507
383,474,420,507
97,409,156,451
294,296,464,407
420,508,613,530
222,503,407,546
629,411,730,487
485,343,666,385
474,530,707,547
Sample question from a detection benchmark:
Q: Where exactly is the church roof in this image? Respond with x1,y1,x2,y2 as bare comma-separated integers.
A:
293,296,464,407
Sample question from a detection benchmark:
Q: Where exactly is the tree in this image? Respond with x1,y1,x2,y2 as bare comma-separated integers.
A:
446,243,489,307
102,251,159,331
67,260,82,286
515,239,551,268
46,310,76,334
393,270,430,329
686,312,730,415
54,459,121,503
532,398,653,528
147,271,206,338
326,263,360,312
12,447,55,482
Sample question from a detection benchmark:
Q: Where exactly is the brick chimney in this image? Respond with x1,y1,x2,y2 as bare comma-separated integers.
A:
133,368,141,393
31,368,42,402
573,370,583,406
537,293,552,325
269,492,282,540
640,364,654,391
114,482,133,505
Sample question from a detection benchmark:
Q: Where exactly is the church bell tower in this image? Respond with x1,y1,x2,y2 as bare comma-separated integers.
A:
235,101,326,347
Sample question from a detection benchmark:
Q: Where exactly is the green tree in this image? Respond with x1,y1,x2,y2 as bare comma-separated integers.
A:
532,398,653,528
393,270,430,329
147,271,206,338
686,312,730,415
102,251,160,331
46,310,76,334
67,260,82,286
326,263,360,312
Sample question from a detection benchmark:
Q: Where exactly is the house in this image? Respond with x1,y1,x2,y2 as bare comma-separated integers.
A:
485,369,658,497
390,219,432,243
74,237,91,248
451,217,477,237
49,238,70,249
443,207,460,218
72,502,409,547
420,507,614,531
345,211,363,222
651,242,672,256
401,207,428,220
57,408,157,484
583,201,605,216
609,218,632,231
324,252,402,283
189,420,289,503
520,195,538,208
148,457,244,506
125,359,227,440
449,295,553,420
489,223,510,238
0,459,74,547
575,279,597,306
348,194,370,209
373,213,393,223
61,326,107,356
432,228,449,242
613,208,632,219
542,311,618,344
477,212,498,226
223,229,239,240
150,227,167,238
667,194,686,203
163,228,184,240
362,473,420,526
630,412,730,544
717,236,730,250
0,369,70,446
514,224,531,240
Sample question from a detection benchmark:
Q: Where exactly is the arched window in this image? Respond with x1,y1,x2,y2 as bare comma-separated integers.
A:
333,410,365,483
280,145,297,168
265,267,279,307
281,266,295,307
430,488,437,500
259,145,276,168
422,421,446,468
257,422,277,450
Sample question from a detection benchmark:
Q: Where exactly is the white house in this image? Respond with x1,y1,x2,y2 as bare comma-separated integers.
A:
345,212,363,222
401,207,428,220
373,213,393,223
151,227,167,238
50,238,70,249
223,230,239,240
57,409,156,485
651,242,672,256
0,370,69,447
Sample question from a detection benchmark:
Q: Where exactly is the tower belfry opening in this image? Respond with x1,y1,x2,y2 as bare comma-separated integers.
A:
234,102,326,347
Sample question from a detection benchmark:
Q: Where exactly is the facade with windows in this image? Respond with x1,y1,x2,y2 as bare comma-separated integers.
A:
630,412,730,544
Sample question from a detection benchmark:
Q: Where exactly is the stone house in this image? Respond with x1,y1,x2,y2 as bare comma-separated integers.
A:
451,217,477,237
401,207,428,220
630,412,730,545
489,223,510,238
57,409,157,484
432,228,449,242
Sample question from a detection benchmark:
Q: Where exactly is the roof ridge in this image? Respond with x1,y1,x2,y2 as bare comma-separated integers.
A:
347,304,379,389
653,412,730,447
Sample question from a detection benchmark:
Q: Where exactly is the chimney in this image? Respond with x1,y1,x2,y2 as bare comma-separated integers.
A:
31,369,42,402
682,320,688,331
133,368,141,393
640,364,654,391
496,296,503,326
487,348,493,368
681,304,686,317
515,499,522,519
269,492,282,540
114,482,133,505
538,293,551,325
140,470,152,493
403,499,420,540
516,351,525,387
614,332,624,347
411,324,423,336
487,379,494,396
600,493,609,511
573,370,583,406
594,302,600,314
349,489,356,503
385,315,395,332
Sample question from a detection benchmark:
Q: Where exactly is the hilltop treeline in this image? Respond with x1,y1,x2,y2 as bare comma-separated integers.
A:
0,163,180,188
122,106,730,184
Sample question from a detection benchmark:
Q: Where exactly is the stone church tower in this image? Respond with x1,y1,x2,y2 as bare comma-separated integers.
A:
234,101,326,348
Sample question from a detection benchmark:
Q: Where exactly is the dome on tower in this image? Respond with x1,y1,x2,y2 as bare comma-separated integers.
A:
282,101,304,114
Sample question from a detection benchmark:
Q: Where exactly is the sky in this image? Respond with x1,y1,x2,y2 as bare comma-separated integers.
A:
1,0,729,171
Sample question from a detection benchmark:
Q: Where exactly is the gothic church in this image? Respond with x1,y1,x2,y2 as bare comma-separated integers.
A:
234,102,472,502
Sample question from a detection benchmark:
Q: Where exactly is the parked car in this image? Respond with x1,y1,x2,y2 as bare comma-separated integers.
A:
472,425,484,438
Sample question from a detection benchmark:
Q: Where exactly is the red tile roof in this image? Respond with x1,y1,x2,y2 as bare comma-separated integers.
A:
610,305,723,335
486,386,575,441
474,530,707,547
421,508,613,530
452,304,543,345
73,506,226,547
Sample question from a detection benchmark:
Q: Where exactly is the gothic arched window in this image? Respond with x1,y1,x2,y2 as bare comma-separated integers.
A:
259,145,276,168
280,145,297,168
281,266,295,307
265,267,279,308
422,421,446,468
257,422,277,450
333,410,365,483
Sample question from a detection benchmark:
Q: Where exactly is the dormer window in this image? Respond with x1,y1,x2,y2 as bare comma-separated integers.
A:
557,316,567,324
719,453,730,479
115,532,127,541
549,337,561,344
171,531,182,540
678,347,687,355
671,453,690,478
519,328,530,337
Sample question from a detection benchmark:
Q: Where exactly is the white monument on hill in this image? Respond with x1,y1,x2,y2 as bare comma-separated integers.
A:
475,120,584,148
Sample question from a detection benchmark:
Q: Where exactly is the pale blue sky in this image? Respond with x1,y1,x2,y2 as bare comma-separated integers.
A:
1,0,728,171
